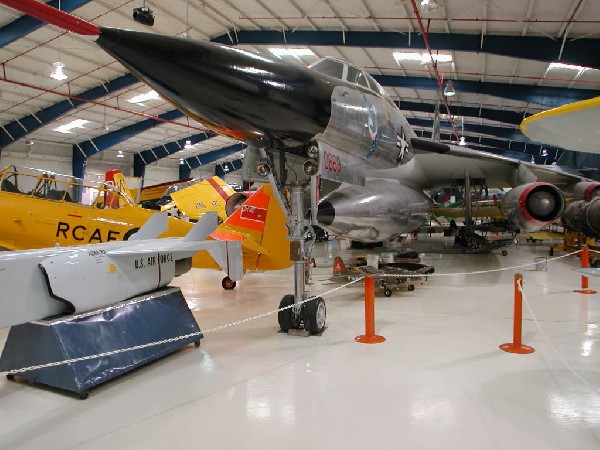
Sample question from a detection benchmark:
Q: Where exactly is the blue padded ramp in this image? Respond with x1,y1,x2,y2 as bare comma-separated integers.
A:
0,287,202,396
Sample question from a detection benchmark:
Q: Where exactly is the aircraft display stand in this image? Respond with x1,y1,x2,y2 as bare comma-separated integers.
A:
0,287,202,399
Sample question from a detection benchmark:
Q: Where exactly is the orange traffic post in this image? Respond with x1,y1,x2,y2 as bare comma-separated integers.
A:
355,275,386,344
575,246,597,294
500,273,535,354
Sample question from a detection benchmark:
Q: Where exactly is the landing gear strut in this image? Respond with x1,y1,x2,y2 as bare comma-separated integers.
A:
244,146,326,335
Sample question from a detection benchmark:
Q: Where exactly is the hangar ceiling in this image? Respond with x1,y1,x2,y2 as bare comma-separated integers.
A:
0,0,599,184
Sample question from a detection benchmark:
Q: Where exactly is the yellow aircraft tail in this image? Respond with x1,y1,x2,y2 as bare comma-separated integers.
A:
169,176,246,222
192,183,291,272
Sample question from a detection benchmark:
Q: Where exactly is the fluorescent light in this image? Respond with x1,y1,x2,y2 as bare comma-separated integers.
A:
184,139,193,149
50,61,68,80
53,119,89,134
269,48,315,58
548,62,590,72
128,90,160,104
393,52,452,64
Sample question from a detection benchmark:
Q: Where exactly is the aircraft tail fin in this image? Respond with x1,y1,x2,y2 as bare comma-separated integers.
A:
183,211,218,241
129,212,168,240
209,184,291,271
333,256,347,275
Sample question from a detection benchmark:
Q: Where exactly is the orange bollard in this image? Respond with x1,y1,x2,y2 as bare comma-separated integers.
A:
500,273,535,354
355,275,386,344
575,247,597,294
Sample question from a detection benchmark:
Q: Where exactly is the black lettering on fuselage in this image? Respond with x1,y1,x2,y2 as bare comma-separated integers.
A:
89,228,103,243
72,225,85,241
134,258,144,269
55,222,123,243
56,222,69,238
107,230,119,241
147,256,156,267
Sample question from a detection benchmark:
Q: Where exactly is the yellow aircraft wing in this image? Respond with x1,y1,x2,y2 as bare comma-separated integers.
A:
520,97,600,153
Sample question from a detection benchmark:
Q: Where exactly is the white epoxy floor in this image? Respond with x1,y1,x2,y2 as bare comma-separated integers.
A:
1,236,600,449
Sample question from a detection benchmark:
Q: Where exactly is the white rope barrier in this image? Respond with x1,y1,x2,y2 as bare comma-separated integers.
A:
0,249,584,377
518,277,600,396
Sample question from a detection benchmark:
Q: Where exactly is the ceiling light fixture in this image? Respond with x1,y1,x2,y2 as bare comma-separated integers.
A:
443,80,456,97
50,61,68,80
393,52,452,65
420,0,440,11
269,48,316,58
117,150,125,158
184,139,193,149
128,90,160,104
458,136,466,146
53,119,89,134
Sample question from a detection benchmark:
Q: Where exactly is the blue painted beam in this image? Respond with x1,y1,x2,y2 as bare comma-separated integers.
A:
212,30,600,70
0,73,139,148
135,132,216,167
398,100,527,126
377,75,598,107
215,158,242,177
179,143,246,179
0,0,92,48
75,110,184,157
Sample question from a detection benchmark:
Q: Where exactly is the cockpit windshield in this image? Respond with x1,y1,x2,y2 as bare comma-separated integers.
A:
309,57,392,101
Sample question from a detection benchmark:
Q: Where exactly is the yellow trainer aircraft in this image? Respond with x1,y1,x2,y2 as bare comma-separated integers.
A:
0,165,290,288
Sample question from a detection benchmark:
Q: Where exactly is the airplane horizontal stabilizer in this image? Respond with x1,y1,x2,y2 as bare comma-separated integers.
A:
129,212,168,241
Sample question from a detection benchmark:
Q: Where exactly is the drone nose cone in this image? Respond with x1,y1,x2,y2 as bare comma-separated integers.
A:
96,27,331,146
317,201,335,226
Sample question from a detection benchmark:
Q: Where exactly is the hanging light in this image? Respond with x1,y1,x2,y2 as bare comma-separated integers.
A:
443,80,456,97
50,61,68,80
179,158,184,165
458,136,466,146
117,150,125,158
420,0,440,11
184,139,193,149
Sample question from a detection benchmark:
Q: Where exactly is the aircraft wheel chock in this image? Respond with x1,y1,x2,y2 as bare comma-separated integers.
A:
278,294,301,332
304,297,326,334
221,277,237,290
384,288,392,297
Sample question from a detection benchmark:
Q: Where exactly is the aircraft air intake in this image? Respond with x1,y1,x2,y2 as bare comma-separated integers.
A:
500,182,565,232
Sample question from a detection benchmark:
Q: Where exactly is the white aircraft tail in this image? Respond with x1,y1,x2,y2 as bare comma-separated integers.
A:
183,211,219,242
129,213,168,240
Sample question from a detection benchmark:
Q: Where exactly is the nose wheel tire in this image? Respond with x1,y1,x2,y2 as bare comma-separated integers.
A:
278,294,302,332
221,276,237,290
303,297,326,334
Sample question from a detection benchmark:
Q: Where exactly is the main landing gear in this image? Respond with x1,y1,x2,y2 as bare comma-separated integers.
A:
245,147,326,335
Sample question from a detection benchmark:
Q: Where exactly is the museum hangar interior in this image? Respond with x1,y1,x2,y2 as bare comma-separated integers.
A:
1,0,600,449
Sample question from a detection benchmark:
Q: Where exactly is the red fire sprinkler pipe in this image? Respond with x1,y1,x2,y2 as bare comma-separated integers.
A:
0,0,100,36
409,0,460,139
